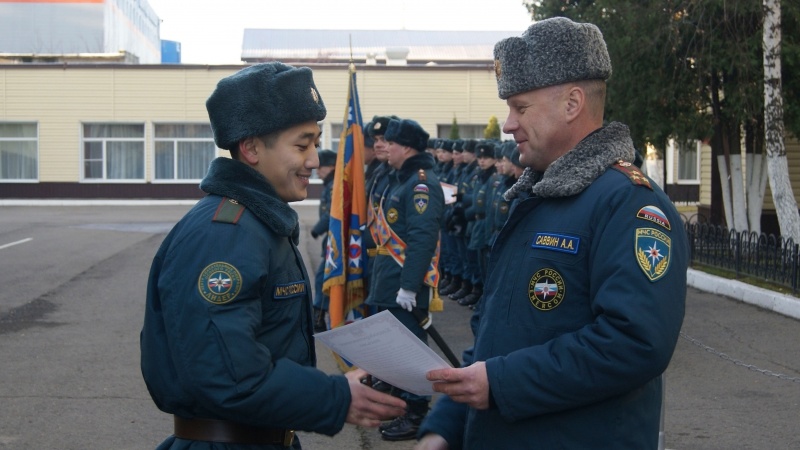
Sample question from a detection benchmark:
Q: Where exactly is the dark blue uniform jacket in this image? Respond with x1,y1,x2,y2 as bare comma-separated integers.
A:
419,123,688,449
141,157,350,449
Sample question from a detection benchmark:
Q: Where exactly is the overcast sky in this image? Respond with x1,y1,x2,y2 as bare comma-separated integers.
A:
147,0,533,64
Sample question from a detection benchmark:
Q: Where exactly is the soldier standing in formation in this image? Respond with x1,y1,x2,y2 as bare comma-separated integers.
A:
365,118,445,441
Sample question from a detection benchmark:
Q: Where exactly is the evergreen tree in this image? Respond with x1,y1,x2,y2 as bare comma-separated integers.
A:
484,115,501,139
449,116,460,139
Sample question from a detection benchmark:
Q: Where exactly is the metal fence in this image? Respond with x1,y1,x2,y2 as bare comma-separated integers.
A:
685,222,800,293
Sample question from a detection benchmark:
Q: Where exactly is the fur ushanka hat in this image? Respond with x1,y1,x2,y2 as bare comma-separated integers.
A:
493,17,611,99
206,62,327,151
384,119,429,152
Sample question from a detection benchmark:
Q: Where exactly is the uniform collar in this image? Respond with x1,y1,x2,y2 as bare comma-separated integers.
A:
200,157,300,242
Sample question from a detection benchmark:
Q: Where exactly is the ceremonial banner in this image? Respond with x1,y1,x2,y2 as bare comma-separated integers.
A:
323,64,368,334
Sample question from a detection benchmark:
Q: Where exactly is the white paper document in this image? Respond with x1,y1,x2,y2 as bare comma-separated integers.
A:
440,182,458,205
314,310,452,395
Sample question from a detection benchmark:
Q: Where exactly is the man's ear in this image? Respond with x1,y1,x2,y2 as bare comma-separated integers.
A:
564,86,585,123
238,137,259,165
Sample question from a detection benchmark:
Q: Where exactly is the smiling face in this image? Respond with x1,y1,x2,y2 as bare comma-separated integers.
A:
502,84,571,172
244,121,321,202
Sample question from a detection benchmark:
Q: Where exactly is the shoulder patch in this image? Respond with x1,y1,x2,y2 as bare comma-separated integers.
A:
612,160,652,190
213,197,246,224
413,183,429,193
198,262,242,304
635,228,671,282
637,205,671,230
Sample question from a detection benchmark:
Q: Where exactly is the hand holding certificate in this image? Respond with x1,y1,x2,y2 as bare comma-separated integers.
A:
314,310,452,395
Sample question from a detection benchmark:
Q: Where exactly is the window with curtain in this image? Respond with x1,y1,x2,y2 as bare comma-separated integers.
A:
82,123,145,180
677,139,700,183
0,123,38,181
154,123,216,181
436,124,486,140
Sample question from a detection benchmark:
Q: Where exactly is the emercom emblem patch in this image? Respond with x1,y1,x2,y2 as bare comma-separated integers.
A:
635,228,671,282
198,262,242,304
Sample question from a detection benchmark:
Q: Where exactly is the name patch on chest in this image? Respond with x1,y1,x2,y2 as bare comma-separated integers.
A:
273,281,307,299
531,233,580,254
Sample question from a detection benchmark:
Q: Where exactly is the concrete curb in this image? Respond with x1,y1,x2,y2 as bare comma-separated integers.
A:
687,268,800,320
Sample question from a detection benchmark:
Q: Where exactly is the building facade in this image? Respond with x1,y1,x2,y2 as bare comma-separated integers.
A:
0,63,508,200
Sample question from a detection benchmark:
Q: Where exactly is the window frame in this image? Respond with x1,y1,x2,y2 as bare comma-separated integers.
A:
80,122,146,183
671,138,701,185
151,122,219,184
0,121,39,182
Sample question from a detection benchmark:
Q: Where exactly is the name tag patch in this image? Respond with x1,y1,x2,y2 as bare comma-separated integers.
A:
531,233,580,254
273,281,307,299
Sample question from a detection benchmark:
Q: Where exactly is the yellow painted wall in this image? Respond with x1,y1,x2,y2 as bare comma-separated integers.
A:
0,64,509,183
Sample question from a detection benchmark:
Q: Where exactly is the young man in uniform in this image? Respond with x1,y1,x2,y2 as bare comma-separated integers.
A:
140,62,405,450
366,118,444,441
416,17,688,450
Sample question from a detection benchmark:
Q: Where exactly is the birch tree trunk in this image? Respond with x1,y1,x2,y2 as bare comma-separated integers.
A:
763,0,800,242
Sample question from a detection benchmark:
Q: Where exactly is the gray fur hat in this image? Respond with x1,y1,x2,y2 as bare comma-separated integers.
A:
206,62,326,151
385,119,429,152
493,17,611,99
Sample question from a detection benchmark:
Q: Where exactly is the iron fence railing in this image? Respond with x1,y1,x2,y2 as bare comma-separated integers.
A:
684,222,800,294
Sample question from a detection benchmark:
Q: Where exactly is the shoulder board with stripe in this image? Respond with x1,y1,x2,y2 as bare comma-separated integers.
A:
611,160,652,190
418,168,427,182
213,197,246,224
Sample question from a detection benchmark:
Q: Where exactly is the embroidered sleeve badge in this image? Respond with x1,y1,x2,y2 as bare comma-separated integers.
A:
198,262,243,304
635,228,671,282
414,194,429,214
636,205,671,230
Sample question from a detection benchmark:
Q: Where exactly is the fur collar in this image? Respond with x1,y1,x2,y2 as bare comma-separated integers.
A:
504,122,635,200
200,157,300,243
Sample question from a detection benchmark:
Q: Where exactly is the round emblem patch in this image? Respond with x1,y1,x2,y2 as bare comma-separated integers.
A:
528,268,565,311
198,262,242,305
387,207,399,224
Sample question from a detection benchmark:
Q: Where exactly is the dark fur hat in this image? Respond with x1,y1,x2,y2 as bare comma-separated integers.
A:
463,139,478,154
452,139,465,152
427,138,438,149
476,140,497,159
318,149,337,167
206,62,327,151
442,139,454,152
385,119,429,152
493,17,611,99
366,115,400,137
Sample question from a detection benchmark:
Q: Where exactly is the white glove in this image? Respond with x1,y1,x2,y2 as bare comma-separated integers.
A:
395,288,417,312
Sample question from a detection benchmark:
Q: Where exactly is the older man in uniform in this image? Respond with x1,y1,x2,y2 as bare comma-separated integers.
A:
140,62,406,450
416,17,687,450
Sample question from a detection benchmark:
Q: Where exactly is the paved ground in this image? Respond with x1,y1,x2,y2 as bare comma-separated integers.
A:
0,204,798,449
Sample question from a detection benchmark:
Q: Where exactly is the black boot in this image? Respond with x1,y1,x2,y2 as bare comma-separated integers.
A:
438,272,452,292
458,283,483,306
449,280,472,301
313,307,327,333
381,401,428,441
439,275,462,296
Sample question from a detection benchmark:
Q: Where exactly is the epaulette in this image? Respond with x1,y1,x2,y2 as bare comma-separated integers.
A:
611,160,652,190
213,197,246,224
418,168,427,182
